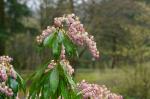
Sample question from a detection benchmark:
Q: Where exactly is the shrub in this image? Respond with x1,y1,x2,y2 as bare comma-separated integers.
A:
0,56,25,98
28,14,122,99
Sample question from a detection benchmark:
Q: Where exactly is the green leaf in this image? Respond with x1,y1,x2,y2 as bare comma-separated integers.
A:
43,33,55,47
16,72,26,93
59,63,76,89
8,77,19,96
28,62,51,98
58,63,81,99
63,34,76,57
52,33,61,59
49,67,59,94
58,31,65,43
60,80,69,99
41,71,52,99
43,84,51,99
66,73,76,88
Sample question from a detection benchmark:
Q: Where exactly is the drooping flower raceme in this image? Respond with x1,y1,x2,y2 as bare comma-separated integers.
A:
0,56,15,96
60,45,66,60
45,59,74,76
0,56,25,98
77,80,123,99
36,26,56,44
65,14,99,59
60,59,74,75
36,14,99,59
33,14,122,99
0,83,13,96
0,56,13,63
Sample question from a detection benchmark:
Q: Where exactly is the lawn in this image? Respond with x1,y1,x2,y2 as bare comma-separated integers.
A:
19,63,150,99
75,67,132,93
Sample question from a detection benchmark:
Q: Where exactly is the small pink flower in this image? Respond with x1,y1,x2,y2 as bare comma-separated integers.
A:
77,80,122,99
54,18,62,27
60,45,65,59
36,14,100,59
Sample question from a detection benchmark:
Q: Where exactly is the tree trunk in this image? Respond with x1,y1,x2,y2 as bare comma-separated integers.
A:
0,0,5,28
111,55,116,69
111,36,117,69
0,0,5,55
69,0,75,13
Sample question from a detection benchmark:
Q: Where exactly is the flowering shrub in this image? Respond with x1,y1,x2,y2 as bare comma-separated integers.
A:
77,80,123,99
36,14,99,59
29,14,122,99
0,56,25,98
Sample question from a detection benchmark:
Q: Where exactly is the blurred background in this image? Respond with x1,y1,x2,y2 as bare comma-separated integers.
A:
0,0,150,99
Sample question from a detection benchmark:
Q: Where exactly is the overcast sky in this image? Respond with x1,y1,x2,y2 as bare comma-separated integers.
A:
26,0,41,11
26,0,86,12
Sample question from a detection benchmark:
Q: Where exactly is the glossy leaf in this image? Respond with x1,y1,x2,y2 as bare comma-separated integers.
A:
49,67,59,94
28,62,51,99
43,33,55,47
8,77,19,96
60,80,69,99
58,31,65,43
16,72,26,93
63,33,76,57
52,33,61,60
59,63,81,99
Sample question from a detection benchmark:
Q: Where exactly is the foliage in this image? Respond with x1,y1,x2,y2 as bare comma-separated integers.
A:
0,0,35,55
28,14,124,99
0,56,25,98
4,0,31,33
28,14,85,99
77,0,150,68
75,63,150,99
5,33,43,70
1,0,150,98
123,63,150,99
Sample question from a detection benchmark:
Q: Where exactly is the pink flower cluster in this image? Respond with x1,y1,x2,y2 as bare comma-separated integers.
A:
0,56,17,97
60,59,74,75
45,59,74,75
55,14,99,59
36,26,56,44
77,80,123,99
0,64,7,81
36,14,99,59
0,56,16,81
48,60,56,70
60,45,65,59
0,83,13,96
45,60,56,73
0,56,13,63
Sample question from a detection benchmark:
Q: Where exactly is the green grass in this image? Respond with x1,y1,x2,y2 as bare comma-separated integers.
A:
19,63,150,99
20,67,133,94
75,67,132,93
